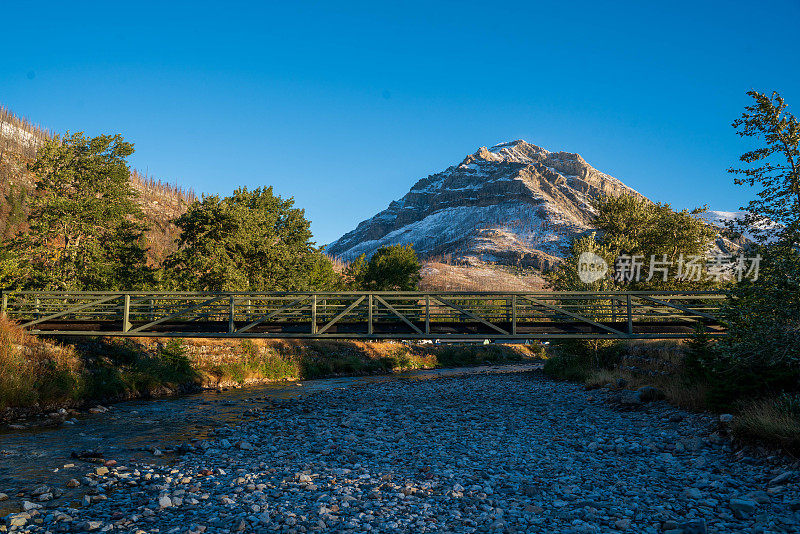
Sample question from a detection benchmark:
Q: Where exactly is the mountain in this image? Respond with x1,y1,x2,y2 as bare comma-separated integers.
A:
0,104,194,264
328,140,643,270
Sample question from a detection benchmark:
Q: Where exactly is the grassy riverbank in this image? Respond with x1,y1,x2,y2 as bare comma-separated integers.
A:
0,318,543,419
543,339,800,452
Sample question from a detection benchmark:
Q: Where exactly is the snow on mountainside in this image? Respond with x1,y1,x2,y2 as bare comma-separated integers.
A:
328,140,643,269
695,210,780,245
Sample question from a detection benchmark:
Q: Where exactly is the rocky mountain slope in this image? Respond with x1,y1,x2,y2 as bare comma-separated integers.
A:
0,105,194,264
328,140,643,270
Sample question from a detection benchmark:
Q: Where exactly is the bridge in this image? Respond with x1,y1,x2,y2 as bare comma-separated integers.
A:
1,291,727,340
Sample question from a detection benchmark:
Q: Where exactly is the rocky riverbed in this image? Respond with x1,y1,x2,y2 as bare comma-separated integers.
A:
3,369,800,533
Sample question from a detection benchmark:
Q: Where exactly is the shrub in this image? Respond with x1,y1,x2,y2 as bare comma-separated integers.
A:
159,339,191,372
682,323,715,379
543,350,593,382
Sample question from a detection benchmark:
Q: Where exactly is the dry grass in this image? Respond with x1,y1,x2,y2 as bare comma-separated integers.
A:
733,397,800,452
655,379,709,411
419,260,547,291
0,317,83,408
583,368,631,389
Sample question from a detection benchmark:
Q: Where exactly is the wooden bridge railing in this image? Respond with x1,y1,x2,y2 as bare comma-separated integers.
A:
0,290,727,339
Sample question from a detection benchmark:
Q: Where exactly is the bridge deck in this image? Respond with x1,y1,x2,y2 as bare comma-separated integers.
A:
1,291,726,340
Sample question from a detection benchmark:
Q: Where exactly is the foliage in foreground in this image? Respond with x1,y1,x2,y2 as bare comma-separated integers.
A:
0,318,197,411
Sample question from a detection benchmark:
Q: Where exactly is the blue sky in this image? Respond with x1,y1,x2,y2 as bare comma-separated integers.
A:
2,0,799,245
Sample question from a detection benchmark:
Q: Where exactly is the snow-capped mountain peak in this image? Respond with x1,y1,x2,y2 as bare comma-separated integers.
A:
327,140,642,269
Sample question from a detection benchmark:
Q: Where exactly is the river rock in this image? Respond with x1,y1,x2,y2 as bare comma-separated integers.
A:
730,498,757,514
5,512,30,527
769,471,794,485
22,500,41,511
5,369,800,534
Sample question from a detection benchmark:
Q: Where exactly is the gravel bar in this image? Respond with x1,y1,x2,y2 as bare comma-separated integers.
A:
4,370,800,533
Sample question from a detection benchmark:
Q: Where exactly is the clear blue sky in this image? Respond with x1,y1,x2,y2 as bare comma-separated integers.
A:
2,0,799,245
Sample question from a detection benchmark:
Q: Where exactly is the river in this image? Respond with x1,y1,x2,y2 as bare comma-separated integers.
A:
0,363,539,516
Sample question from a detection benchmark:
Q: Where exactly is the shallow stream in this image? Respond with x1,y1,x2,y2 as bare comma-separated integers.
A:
0,363,539,514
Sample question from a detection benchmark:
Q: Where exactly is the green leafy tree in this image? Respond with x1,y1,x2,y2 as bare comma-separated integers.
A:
305,251,346,291
343,253,369,289
0,133,152,290
346,244,421,291
163,187,342,291
708,91,800,405
546,233,619,292
548,194,717,292
546,194,717,359
729,90,800,246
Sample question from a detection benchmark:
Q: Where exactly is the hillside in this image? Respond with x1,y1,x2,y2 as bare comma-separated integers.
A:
0,105,195,264
328,139,643,270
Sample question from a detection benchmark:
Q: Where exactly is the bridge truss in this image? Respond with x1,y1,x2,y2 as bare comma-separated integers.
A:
0,291,727,340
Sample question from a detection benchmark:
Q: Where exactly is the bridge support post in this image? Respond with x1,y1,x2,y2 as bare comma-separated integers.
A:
512,295,517,336
368,294,373,336
228,295,235,333
425,295,430,335
311,294,317,334
123,294,131,333
626,294,633,336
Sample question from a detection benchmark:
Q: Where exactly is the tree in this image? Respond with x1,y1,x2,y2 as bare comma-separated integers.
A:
729,90,800,246
547,194,717,292
163,186,342,291
343,253,368,289
0,133,152,290
708,91,800,404
346,244,422,291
